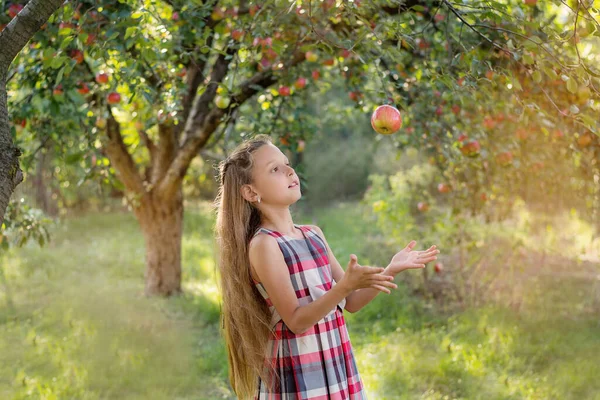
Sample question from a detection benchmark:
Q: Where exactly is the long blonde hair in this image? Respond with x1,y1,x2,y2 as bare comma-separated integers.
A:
212,134,279,399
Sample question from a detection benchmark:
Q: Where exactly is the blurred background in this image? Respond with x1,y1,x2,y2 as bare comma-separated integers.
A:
1,0,599,399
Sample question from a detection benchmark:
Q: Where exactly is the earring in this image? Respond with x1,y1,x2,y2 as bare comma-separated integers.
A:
257,195,261,204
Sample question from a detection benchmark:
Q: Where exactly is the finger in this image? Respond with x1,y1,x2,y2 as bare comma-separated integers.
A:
367,277,398,287
406,264,426,269
405,240,417,251
370,284,391,294
418,255,438,263
348,254,358,268
363,265,386,274
372,274,395,281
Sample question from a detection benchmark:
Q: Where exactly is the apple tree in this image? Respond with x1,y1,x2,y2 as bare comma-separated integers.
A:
3,0,599,297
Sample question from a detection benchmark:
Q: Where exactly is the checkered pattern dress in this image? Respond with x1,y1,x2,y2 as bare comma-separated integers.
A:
251,224,368,400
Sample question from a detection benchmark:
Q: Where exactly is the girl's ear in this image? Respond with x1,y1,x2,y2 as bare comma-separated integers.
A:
240,184,257,203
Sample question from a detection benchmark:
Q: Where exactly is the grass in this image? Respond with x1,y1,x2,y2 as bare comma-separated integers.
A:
1,200,599,399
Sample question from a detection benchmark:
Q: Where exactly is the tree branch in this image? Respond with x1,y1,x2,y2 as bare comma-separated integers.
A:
103,106,146,195
156,49,306,198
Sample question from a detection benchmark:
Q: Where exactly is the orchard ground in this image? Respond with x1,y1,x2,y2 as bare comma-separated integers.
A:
1,200,599,399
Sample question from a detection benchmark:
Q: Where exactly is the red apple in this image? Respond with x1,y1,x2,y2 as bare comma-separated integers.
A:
436,106,443,116
70,49,84,64
485,70,494,80
107,92,121,104
578,132,593,147
531,161,545,172
59,22,75,30
434,262,444,273
434,14,445,22
416,38,429,49
483,116,496,130
460,140,481,157
249,4,260,17
7,4,23,18
523,0,537,5
172,11,180,21
305,51,318,62
417,202,429,212
86,34,96,45
495,151,513,166
312,70,320,80
323,58,335,66
96,72,109,84
278,86,291,96
515,128,528,140
451,105,460,115
215,95,230,109
340,49,351,58
349,91,362,102
371,105,402,135
52,84,63,96
437,183,451,193
232,29,244,41
263,47,278,61
294,77,307,90
77,82,90,95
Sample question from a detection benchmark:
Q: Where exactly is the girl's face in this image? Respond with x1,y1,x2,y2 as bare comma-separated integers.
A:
244,144,300,205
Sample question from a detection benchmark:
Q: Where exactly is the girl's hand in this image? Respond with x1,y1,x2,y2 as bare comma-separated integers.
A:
339,254,398,294
386,240,440,275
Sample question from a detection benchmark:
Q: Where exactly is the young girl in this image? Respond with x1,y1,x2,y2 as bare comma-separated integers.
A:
213,134,439,399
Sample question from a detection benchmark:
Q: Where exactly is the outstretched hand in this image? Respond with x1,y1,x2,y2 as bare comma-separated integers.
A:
386,240,440,275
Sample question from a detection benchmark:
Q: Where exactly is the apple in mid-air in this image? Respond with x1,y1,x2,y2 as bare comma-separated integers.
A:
371,105,402,135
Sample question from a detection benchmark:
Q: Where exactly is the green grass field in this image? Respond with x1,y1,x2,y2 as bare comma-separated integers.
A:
1,201,599,399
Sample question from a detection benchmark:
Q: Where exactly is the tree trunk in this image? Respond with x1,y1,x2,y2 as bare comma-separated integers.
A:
0,74,24,227
135,188,184,296
33,145,57,216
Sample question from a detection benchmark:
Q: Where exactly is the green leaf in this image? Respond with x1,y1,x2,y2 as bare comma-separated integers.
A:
142,47,157,62
50,56,66,69
60,36,74,50
512,76,522,91
131,11,144,19
58,27,73,36
56,66,66,85
543,66,557,80
523,53,534,65
532,70,542,83
567,78,578,94
125,26,137,40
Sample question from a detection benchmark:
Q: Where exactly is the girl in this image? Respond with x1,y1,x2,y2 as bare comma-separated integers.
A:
213,134,439,399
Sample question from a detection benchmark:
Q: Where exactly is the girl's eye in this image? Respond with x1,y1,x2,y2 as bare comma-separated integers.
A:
273,163,291,172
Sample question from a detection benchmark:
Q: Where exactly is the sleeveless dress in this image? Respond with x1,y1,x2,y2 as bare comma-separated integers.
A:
250,224,368,400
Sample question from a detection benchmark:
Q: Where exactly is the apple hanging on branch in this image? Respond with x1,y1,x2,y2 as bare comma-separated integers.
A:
371,105,402,135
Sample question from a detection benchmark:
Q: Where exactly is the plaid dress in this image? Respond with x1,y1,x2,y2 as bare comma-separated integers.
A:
251,224,368,400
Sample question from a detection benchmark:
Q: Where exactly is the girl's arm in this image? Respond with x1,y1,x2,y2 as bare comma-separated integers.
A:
311,225,396,313
250,233,354,335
